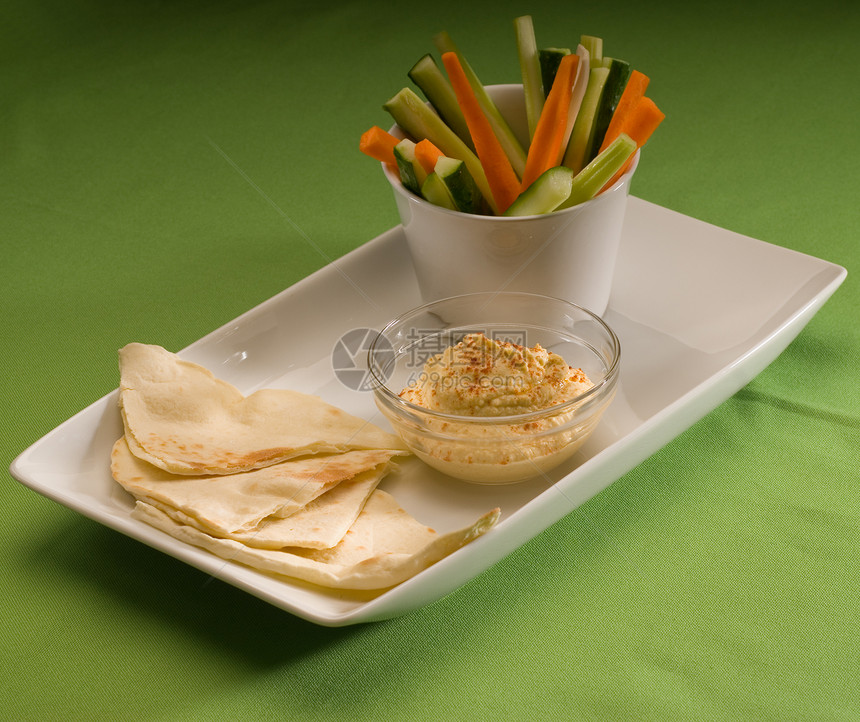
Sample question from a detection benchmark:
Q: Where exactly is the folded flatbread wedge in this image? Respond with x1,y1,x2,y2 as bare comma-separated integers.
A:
111,436,400,536
136,464,386,550
132,492,501,591
118,343,407,475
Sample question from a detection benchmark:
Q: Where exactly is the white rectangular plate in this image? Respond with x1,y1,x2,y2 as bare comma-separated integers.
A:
10,198,846,626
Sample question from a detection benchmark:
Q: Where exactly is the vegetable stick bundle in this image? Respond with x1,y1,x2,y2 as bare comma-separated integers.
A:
360,16,665,217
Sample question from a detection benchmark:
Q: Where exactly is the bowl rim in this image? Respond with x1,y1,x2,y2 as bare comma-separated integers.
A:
367,291,621,426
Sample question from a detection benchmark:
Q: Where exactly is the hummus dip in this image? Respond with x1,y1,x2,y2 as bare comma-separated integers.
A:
395,333,604,483
400,332,592,415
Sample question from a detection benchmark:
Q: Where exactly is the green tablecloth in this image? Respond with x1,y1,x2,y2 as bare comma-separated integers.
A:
3,1,857,718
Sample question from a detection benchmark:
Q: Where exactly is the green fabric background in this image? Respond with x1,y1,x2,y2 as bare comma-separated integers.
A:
2,0,857,719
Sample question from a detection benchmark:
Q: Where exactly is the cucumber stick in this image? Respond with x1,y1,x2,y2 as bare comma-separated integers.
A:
420,172,458,211
503,166,574,216
383,87,495,211
557,133,636,210
434,156,483,213
539,47,571,99
562,65,609,173
505,133,636,215
393,138,427,194
587,57,631,161
514,15,544,142
408,54,474,151
433,30,527,178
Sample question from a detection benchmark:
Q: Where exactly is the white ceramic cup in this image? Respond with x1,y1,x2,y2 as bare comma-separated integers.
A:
384,84,638,316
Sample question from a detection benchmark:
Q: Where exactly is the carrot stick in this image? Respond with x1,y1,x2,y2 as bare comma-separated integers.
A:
520,52,579,191
598,69,650,153
414,138,446,175
441,51,521,214
599,95,665,191
359,125,400,168
616,96,665,147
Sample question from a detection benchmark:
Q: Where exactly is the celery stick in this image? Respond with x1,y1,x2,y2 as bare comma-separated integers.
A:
539,47,571,100
433,30,527,178
514,15,544,142
408,54,474,151
557,133,636,209
383,87,496,212
561,65,609,174
579,35,603,66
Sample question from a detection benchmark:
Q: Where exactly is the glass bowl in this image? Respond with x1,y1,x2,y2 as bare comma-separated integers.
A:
367,292,620,484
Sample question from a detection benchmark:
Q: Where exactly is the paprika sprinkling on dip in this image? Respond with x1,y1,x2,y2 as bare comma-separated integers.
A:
400,333,593,417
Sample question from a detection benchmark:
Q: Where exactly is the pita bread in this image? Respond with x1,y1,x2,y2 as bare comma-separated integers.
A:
111,436,399,535
136,463,385,549
132,492,501,590
118,343,406,475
